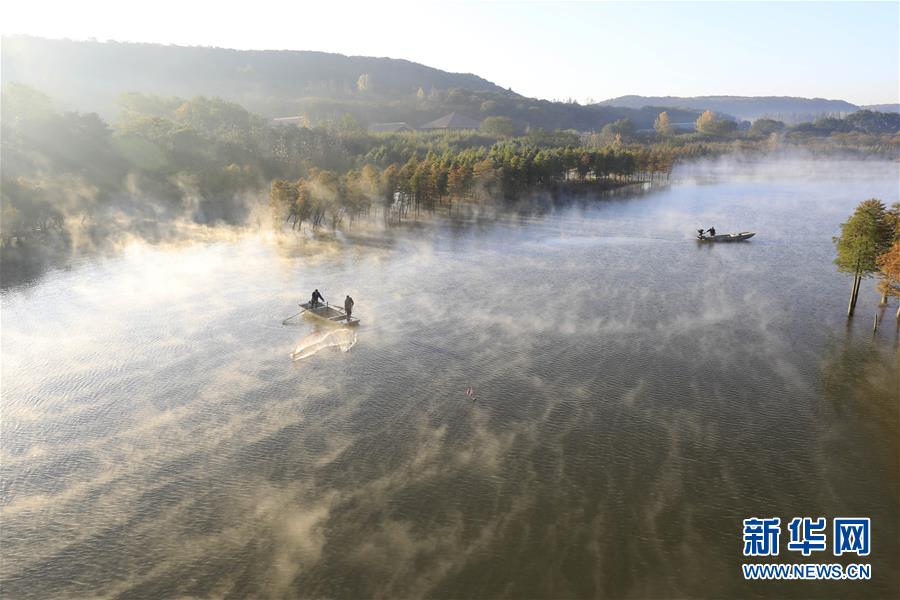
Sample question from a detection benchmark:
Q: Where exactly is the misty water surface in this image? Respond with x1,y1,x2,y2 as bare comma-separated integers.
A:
1,161,898,599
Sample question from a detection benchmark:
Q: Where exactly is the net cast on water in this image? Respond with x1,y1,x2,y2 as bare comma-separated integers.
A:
291,329,358,361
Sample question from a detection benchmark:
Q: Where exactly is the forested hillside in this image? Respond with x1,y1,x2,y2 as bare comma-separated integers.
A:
1,36,507,116
2,36,702,132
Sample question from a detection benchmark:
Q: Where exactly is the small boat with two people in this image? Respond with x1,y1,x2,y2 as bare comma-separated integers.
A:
293,289,359,326
696,226,755,243
298,301,360,326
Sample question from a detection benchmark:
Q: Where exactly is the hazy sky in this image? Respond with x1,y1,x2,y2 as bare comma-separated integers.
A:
3,1,898,104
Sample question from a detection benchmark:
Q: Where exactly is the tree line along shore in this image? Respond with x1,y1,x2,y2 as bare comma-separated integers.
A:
268,145,675,230
2,84,899,249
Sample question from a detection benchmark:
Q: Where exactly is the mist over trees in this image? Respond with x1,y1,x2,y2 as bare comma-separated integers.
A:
2,36,899,285
1,84,678,252
2,85,274,247
4,77,898,255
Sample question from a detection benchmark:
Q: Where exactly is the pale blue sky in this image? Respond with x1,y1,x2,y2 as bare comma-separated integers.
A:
4,1,898,104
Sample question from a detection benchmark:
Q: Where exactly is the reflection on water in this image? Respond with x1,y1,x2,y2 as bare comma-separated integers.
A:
291,328,358,361
1,161,898,598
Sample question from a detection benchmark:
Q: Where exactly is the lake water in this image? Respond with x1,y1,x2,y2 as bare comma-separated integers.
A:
2,160,898,598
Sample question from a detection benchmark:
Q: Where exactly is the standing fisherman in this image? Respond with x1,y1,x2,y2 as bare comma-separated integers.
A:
344,295,355,321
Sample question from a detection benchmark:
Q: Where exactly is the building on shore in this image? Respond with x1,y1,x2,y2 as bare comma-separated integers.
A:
419,112,482,131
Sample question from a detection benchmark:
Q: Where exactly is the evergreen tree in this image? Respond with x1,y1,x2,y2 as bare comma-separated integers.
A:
834,199,894,316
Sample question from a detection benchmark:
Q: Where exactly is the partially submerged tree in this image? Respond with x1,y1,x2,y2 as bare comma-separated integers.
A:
876,241,900,320
875,203,900,318
833,199,894,316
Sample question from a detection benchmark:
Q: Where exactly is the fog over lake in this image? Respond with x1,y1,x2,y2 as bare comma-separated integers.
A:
1,160,898,598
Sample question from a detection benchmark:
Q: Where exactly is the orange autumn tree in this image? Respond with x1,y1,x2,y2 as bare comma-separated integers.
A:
876,202,900,319
876,242,900,315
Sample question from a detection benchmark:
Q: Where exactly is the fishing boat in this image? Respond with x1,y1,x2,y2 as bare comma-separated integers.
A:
297,301,360,326
696,232,756,243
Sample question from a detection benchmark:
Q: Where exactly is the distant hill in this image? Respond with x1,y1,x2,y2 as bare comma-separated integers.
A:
1,36,705,133
595,95,862,123
1,35,514,118
863,104,900,113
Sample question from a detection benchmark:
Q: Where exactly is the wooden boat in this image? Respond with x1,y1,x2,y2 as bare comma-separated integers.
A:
299,301,360,326
696,232,755,243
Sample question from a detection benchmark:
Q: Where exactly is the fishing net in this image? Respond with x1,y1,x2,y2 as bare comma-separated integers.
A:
291,329,358,361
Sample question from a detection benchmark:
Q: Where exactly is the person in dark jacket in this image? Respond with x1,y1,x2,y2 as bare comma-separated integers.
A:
344,295,355,321
310,289,325,308
706,226,717,237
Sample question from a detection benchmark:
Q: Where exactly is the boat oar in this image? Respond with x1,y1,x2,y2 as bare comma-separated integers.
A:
282,309,306,325
285,288,328,324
